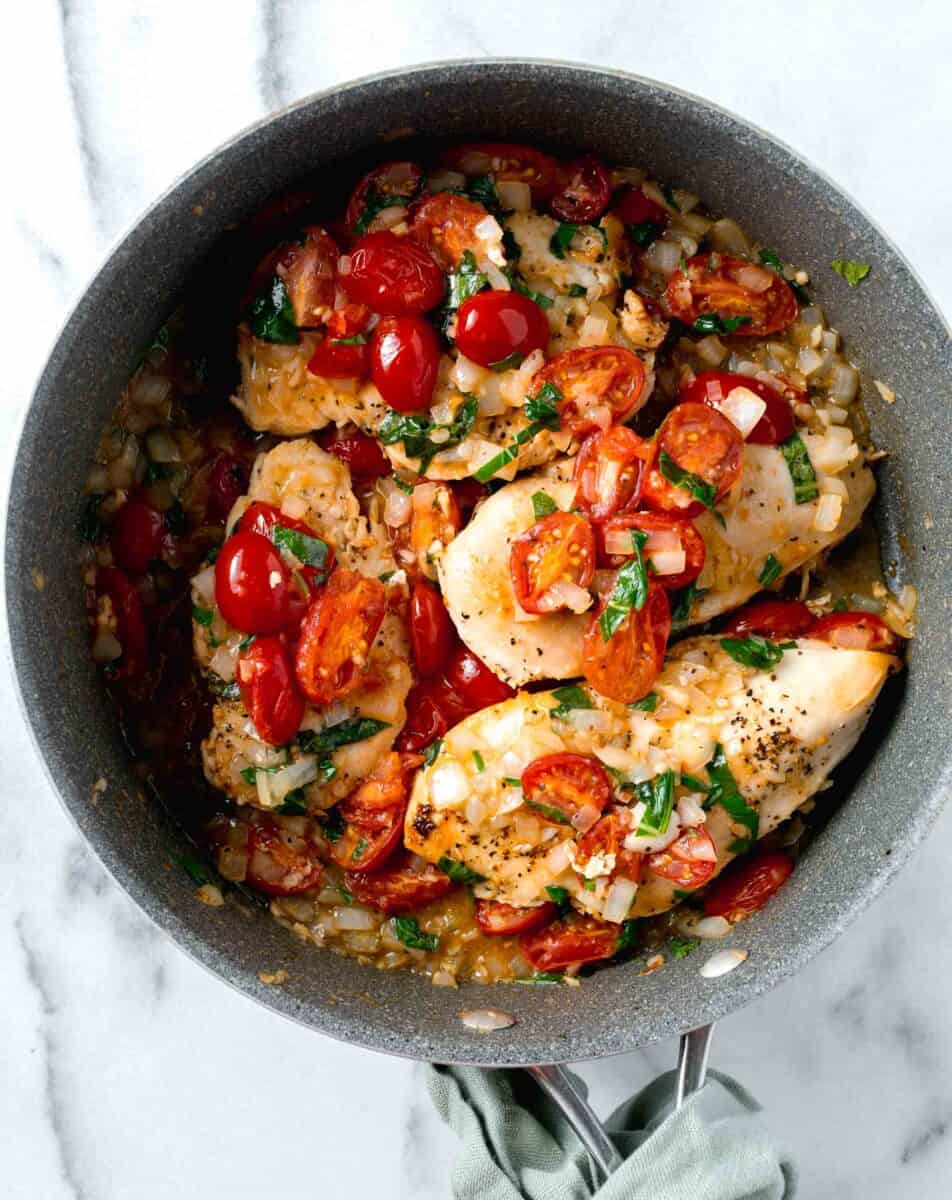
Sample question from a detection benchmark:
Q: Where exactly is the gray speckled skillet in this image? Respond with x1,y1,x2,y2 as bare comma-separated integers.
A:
6,61,952,1067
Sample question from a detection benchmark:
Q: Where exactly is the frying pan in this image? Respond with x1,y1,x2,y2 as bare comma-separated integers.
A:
7,64,951,1134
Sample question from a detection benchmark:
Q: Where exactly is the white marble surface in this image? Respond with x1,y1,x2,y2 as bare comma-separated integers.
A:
3,3,952,1196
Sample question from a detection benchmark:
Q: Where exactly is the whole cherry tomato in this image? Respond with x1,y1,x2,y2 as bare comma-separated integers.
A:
680,370,795,445
206,454,249,523
330,753,414,873
475,900,557,937
409,580,455,678
645,826,718,889
550,155,611,223
307,303,373,380
531,347,646,437
598,511,706,591
445,645,514,710
110,496,165,574
246,818,324,896
343,231,444,315
440,143,560,202
810,611,899,652
409,193,493,270
704,851,793,922
520,917,619,971
454,290,550,369
521,753,611,827
347,853,453,914
96,566,148,679
317,427,391,479
574,426,651,521
346,161,423,234
370,316,441,413
294,568,387,705
214,531,297,635
236,636,305,746
666,254,798,337
722,600,815,640
510,511,596,615
641,402,743,517
613,186,669,230
394,678,464,754
582,581,670,704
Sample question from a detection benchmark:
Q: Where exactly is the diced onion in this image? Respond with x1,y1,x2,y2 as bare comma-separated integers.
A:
497,180,531,212
797,347,825,377
813,493,843,533
696,335,727,365
649,547,688,577
145,428,181,463
644,239,683,276
210,643,239,680
374,206,407,231
431,762,470,810
677,794,707,827
579,314,610,344
485,262,511,291
465,794,486,827
707,219,750,255
718,386,767,438
700,948,749,978
474,214,502,242
676,913,732,940
337,255,352,276
546,840,573,874
730,263,774,293
384,487,412,527
453,353,489,393
604,528,637,557
603,877,638,923
192,565,216,606
257,757,319,808
544,580,592,614
570,802,602,834
92,631,122,662
830,363,859,403
335,905,377,931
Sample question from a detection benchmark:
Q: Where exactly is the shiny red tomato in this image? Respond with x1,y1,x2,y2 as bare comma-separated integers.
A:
394,678,463,753
278,226,339,328
613,186,669,229
646,826,718,889
347,854,453,914
409,192,492,270
510,512,595,615
96,566,148,678
598,511,706,591
704,851,793,922
475,900,557,937
522,753,612,827
214,531,297,635
582,581,670,704
810,611,899,652
317,428,391,479
307,303,373,379
110,496,165,574
330,753,413,873
370,316,441,413
294,568,387,704
342,231,444,315
446,645,514,710
680,370,795,445
666,254,798,337
440,142,560,201
409,580,455,678
206,454,249,523
722,600,815,640
574,425,651,521
237,500,320,542
454,290,550,369
236,636,305,746
246,818,324,896
531,347,646,437
520,917,618,971
550,155,611,222
641,402,743,516
346,161,423,233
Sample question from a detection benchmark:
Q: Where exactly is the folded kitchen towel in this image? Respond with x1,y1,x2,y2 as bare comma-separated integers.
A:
427,1063,796,1200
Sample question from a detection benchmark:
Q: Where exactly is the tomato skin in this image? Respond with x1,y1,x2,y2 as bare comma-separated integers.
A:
246,819,324,896
215,531,298,635
666,254,798,337
510,511,596,616
317,428,391,479
206,454,249,523
446,645,514,710
294,568,387,704
641,402,743,517
307,303,373,380
520,917,618,971
343,231,444,316
409,192,493,270
394,678,461,753
448,477,488,520
475,900,557,937
370,315,441,413
680,370,795,445
454,290,550,369
704,851,793,922
347,855,453,914
574,426,651,521
111,496,165,574
440,142,560,201
646,826,718,890
722,600,815,640
810,611,899,652
582,581,670,704
531,347,646,437
330,753,414,874
96,566,148,678
236,636,305,745
522,753,612,827
550,154,611,223
613,186,669,229
346,161,422,233
598,511,706,591
409,580,455,678
278,226,339,328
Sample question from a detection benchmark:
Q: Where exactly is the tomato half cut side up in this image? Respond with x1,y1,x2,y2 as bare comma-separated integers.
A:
520,917,619,972
810,611,900,652
574,425,651,521
454,290,550,369
521,753,612,827
440,142,560,201
317,428,391,479
245,819,324,897
645,826,718,890
704,851,794,923
582,582,670,704
722,600,815,640
236,636,305,746
409,192,493,271
531,346,647,437
573,810,644,882
641,401,743,516
409,580,455,678
475,900,557,937
294,568,387,704
550,155,612,223
342,230,445,316
96,566,148,679
680,370,795,445
510,511,596,615
599,511,706,591
345,161,423,234
665,254,798,337
330,753,413,873
347,855,453,914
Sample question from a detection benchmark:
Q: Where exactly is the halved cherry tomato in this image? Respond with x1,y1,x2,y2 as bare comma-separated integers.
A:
455,290,550,369
599,511,706,591
722,600,815,640
550,154,611,223
680,370,795,446
475,900,557,937
573,810,644,883
410,580,455,678
510,511,595,615
370,315,441,413
215,531,297,635
666,254,798,337
704,851,793,922
246,818,324,896
346,161,423,234
390,481,462,580
409,193,492,271
317,427,391,479
810,611,899,652
279,226,339,328
206,454,249,523
235,636,305,746
520,917,618,971
582,581,670,704
521,753,611,827
307,303,373,380
294,568,387,704
574,426,652,521
445,645,514,710
641,402,743,516
645,826,718,889
343,230,444,315
347,854,453,914
330,753,414,873
111,496,165,574
96,566,148,679
531,347,646,437
440,142,560,201
613,186,669,230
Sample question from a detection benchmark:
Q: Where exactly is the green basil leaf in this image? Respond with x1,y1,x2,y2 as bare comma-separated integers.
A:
472,749,486,772
208,675,240,701
679,773,711,793
331,333,368,346
525,799,572,825
502,228,521,264
423,739,443,766
502,268,554,309
599,530,649,641
316,755,337,784
628,692,658,713
378,395,478,474
249,275,299,344
780,432,819,504
545,885,570,905
692,313,752,336
758,553,782,587
172,852,211,886
568,283,588,297
669,936,700,959
273,526,332,583
626,220,661,248
473,384,562,482
350,837,369,863
467,174,500,211
635,770,676,837
670,582,707,624
319,806,344,843
437,856,486,885
831,259,871,287
549,684,593,720
446,249,488,309
277,789,308,815
704,744,759,849
489,351,526,373
393,916,440,952
719,635,788,671
192,605,214,627
515,972,564,985
524,382,562,427
354,187,408,236
531,491,559,519
758,249,811,304
297,717,390,755
550,222,578,259
658,451,718,512
615,918,641,953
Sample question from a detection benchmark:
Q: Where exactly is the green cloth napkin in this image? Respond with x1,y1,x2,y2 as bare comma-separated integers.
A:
427,1064,796,1200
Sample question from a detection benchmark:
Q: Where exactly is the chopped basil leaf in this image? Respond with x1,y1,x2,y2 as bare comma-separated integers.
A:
524,382,563,426
670,582,707,624
273,525,332,583
163,501,186,534
568,283,588,297
394,477,414,495
635,770,676,837
692,313,752,336
467,174,500,211
350,837,369,862
489,351,525,372
297,717,390,755
831,259,871,287
758,248,785,272
758,249,811,304
704,744,758,850
502,228,522,264
239,766,257,786
205,547,220,566
319,806,344,842
472,749,486,772
599,531,649,640
679,773,711,794
172,852,210,886
531,491,559,519
515,972,564,985
473,384,562,482
393,916,440,952
423,739,443,766
378,395,478,474
729,837,752,854
720,635,789,671
503,777,522,788
545,885,570,905
833,596,849,612
249,275,298,344
331,333,367,346
525,799,572,825
628,692,658,713
354,187,408,236
208,676,240,701
669,936,699,959
549,684,593,720
277,789,308,815
758,553,782,587
316,755,337,784
238,634,255,650
780,432,819,504
615,918,641,953
446,250,488,309
672,888,692,900
503,268,554,309
550,222,578,259
192,605,214,627
437,856,485,885
582,880,596,891
661,184,680,211
658,451,718,512
626,220,662,248
338,885,354,905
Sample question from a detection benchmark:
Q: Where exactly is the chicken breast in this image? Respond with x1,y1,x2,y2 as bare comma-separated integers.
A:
404,636,896,921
